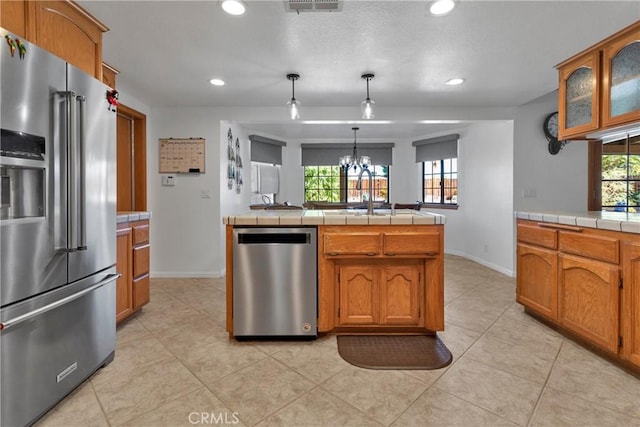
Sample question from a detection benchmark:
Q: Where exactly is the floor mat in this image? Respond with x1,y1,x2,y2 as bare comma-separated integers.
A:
337,334,453,370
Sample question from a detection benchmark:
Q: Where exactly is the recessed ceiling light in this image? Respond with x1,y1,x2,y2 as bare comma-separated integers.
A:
445,78,465,86
209,78,225,86
429,0,456,16
221,0,246,16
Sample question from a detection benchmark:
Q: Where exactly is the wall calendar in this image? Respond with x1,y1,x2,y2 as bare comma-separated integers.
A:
159,138,205,173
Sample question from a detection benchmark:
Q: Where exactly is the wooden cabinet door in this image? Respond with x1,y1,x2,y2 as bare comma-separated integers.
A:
116,226,133,323
324,232,381,256
338,265,378,325
559,254,620,353
133,244,150,278
558,51,600,140
133,274,150,310
622,243,640,367
380,265,421,325
602,23,640,128
32,1,107,78
0,1,30,38
383,232,440,256
517,244,558,321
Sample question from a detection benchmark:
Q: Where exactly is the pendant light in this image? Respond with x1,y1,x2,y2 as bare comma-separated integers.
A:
361,73,375,119
286,73,300,120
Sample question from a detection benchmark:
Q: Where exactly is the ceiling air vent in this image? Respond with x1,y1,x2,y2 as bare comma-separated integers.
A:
286,0,342,13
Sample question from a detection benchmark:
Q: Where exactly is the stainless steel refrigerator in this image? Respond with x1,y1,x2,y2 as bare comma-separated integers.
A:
0,28,119,427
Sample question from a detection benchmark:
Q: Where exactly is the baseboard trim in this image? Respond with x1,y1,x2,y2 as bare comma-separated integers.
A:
151,257,512,279
445,249,514,277
150,271,225,279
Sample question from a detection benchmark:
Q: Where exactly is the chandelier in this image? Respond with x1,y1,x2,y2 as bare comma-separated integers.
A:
339,127,370,171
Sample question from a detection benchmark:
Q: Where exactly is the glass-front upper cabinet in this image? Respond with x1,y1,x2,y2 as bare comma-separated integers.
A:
602,26,640,128
558,51,600,140
557,21,640,140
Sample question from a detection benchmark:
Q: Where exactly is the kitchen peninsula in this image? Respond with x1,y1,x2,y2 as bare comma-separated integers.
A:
224,210,445,336
516,211,640,372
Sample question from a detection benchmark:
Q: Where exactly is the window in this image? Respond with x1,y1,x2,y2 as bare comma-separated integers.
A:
601,134,640,212
304,165,389,203
412,133,459,206
422,158,457,205
304,165,342,202
345,165,388,202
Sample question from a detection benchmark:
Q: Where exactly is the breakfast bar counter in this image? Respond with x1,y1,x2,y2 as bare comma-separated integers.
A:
224,209,446,337
223,209,446,226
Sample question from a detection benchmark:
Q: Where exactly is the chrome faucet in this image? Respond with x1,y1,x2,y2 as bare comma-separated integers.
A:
357,167,374,215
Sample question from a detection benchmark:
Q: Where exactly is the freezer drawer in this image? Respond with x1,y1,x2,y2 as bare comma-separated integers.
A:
233,227,317,337
0,271,118,427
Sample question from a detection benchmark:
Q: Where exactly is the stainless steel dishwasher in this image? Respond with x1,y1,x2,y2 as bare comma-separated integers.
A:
233,227,317,337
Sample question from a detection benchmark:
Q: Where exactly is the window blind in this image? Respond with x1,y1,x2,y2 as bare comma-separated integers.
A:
300,143,394,166
412,134,459,162
249,135,287,165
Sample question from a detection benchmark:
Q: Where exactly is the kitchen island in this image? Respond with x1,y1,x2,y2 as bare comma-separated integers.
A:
516,210,640,372
223,209,445,336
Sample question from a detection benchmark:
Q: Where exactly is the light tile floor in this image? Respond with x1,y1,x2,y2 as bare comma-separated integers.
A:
36,255,640,427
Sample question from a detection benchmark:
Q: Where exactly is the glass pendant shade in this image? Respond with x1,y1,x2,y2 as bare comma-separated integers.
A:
287,98,300,120
286,73,301,120
361,98,375,119
339,155,352,169
361,73,375,119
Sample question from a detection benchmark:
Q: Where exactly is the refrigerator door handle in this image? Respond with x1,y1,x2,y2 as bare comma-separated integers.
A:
67,90,79,252
0,273,120,331
76,95,87,251
55,91,77,253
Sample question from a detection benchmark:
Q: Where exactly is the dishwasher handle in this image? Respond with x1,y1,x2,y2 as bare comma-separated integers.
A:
237,232,311,245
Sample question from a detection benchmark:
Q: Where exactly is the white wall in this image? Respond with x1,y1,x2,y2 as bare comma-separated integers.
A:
148,108,222,277
424,122,515,275
513,91,588,212
114,79,150,118
461,122,515,275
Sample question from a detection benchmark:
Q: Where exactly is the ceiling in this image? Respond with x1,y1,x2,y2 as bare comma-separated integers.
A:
78,1,640,140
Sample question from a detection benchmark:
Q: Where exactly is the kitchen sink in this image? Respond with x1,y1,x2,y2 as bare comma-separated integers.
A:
322,209,416,216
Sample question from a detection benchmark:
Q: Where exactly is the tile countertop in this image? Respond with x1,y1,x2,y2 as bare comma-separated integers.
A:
223,209,446,226
117,211,152,223
515,210,640,234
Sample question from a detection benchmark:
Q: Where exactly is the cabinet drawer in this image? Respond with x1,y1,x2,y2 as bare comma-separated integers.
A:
383,232,440,255
517,224,557,249
133,244,150,278
133,274,150,309
324,232,381,255
132,221,149,245
559,231,619,264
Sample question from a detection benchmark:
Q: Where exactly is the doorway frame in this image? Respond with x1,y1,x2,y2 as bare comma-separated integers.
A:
117,103,147,211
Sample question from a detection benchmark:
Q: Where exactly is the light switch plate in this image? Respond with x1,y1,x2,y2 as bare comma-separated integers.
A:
162,175,175,186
